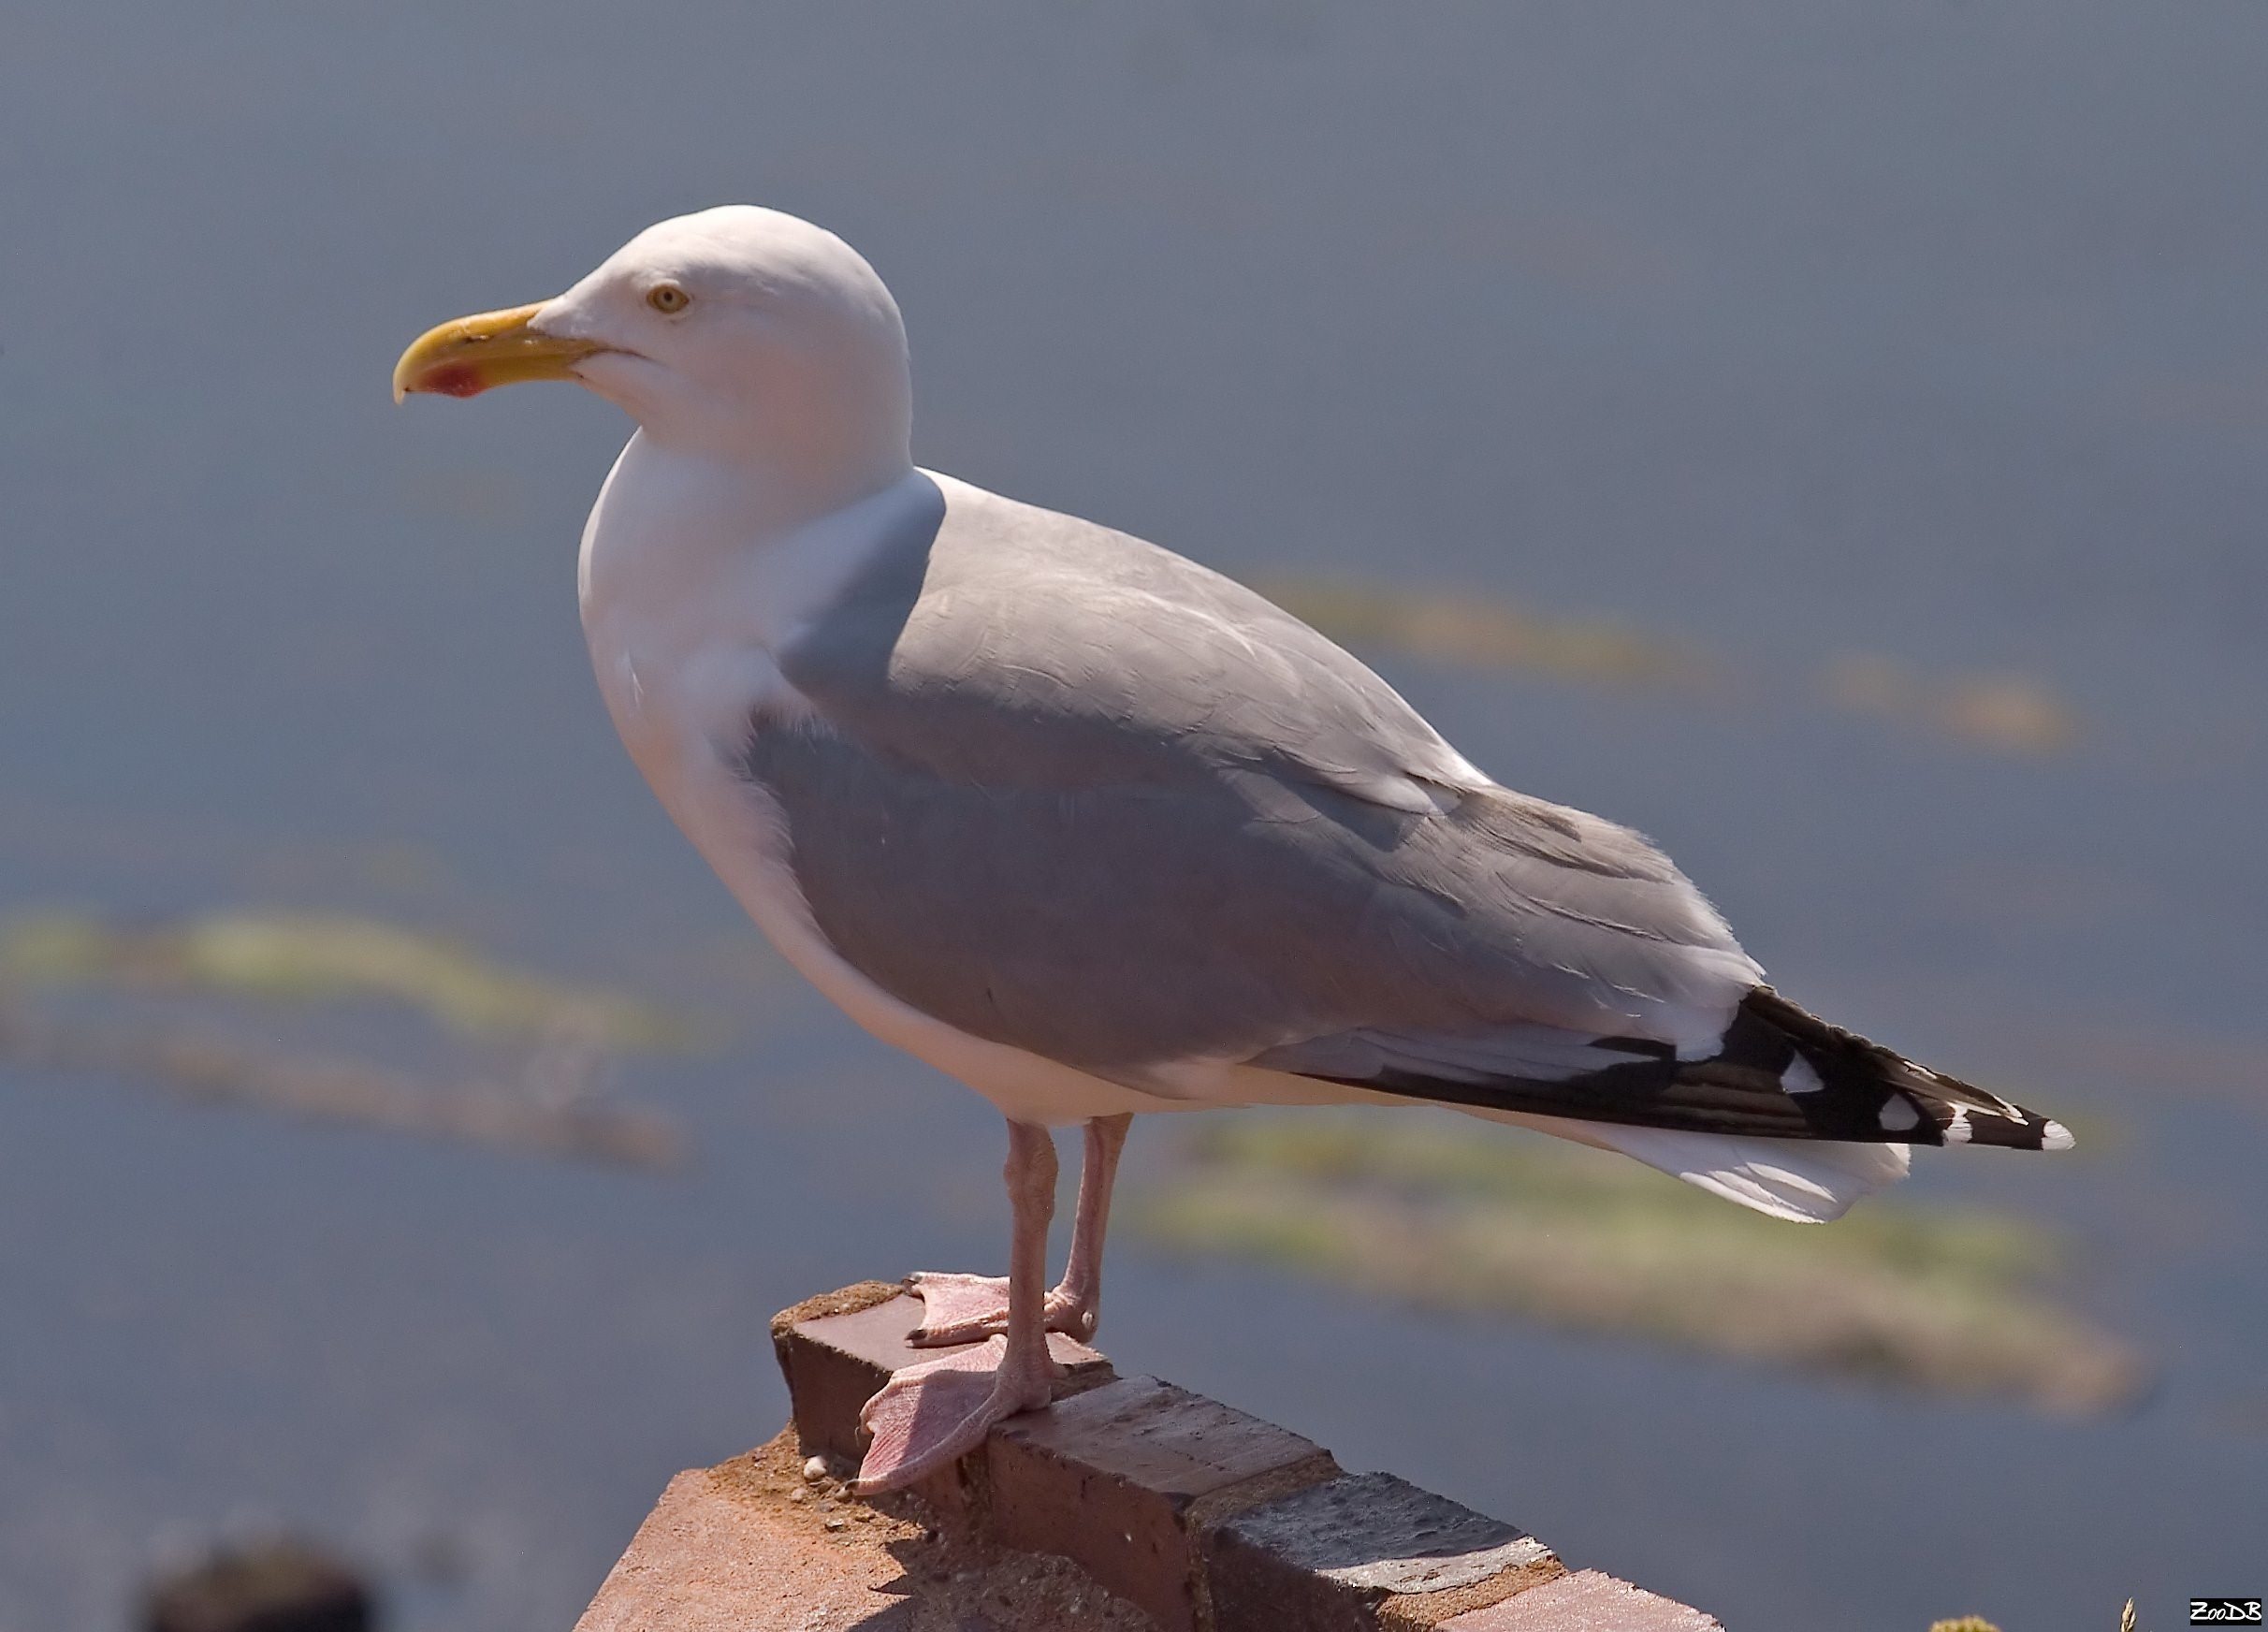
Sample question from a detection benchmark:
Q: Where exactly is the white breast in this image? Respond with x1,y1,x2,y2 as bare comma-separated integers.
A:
575,444,1184,1126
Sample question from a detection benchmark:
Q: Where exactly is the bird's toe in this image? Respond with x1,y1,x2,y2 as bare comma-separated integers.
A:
852,1338,1049,1494
905,1271,1014,1346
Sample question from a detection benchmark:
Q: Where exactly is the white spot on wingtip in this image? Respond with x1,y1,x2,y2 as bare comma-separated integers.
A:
2042,1119,2075,1151
1781,1056,1825,1095
1943,1106,1974,1144
1877,1095,1921,1131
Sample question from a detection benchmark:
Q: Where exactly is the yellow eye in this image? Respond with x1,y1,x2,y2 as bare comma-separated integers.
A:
646,284,691,314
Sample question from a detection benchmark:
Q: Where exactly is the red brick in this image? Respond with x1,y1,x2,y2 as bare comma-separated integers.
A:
770,1284,1114,1465
1204,1471,1561,1632
1436,1569,1723,1631
574,1434,1156,1632
985,1374,1342,1632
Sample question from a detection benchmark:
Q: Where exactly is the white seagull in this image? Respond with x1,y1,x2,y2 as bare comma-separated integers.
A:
393,206,2072,1493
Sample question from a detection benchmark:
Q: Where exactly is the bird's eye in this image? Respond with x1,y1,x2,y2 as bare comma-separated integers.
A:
647,284,691,314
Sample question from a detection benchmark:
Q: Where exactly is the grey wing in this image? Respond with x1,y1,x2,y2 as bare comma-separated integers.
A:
750,478,1781,1112
754,478,2070,1151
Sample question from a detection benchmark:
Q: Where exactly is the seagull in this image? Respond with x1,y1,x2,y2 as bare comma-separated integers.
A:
393,205,2072,1493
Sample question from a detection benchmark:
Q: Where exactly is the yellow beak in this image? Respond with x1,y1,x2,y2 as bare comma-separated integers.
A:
390,301,605,402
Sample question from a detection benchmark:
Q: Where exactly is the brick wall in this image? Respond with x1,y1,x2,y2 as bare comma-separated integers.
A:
573,1279,1724,1631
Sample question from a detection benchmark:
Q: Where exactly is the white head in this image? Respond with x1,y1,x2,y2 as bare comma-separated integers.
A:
395,206,913,503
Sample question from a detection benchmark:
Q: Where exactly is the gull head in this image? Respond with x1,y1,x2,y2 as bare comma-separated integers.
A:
393,205,912,471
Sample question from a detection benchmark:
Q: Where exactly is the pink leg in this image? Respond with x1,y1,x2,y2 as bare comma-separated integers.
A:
854,1121,1060,1494
1050,1113,1131,1341
907,1114,1133,1346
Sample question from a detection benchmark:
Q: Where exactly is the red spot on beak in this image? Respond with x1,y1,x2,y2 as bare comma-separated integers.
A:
425,364,488,399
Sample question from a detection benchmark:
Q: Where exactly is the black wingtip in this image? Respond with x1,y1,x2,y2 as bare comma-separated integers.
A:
1744,986,2072,1152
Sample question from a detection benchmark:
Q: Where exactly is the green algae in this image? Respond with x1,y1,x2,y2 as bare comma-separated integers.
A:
1,909,691,1050
1129,1111,2143,1414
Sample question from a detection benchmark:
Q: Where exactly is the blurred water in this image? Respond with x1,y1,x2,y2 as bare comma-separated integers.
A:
2,2,2263,1627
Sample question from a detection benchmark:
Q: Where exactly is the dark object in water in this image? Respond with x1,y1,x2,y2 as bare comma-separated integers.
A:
141,1538,375,1632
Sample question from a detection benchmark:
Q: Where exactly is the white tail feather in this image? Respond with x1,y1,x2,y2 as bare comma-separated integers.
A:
1472,1108,1913,1223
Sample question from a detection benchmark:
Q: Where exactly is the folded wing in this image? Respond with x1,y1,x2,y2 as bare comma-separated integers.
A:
752,475,2067,1196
